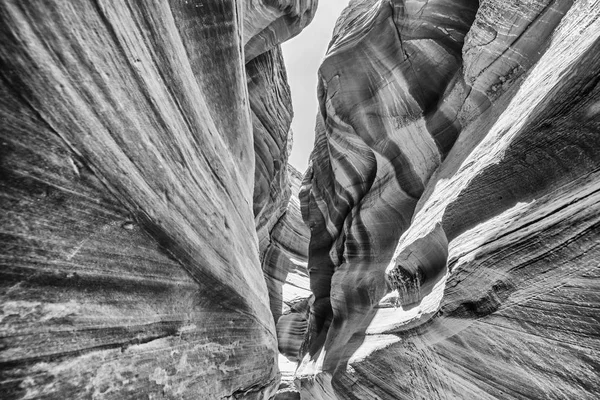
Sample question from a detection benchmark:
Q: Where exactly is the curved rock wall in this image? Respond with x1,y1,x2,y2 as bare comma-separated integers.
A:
298,0,600,398
270,168,312,398
244,0,318,62
248,45,293,254
263,167,311,323
298,0,479,384
2,0,598,398
246,39,311,328
0,1,315,398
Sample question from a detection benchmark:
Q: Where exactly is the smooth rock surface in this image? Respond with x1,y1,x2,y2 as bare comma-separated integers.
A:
297,0,600,398
0,1,316,398
244,0,318,62
298,0,480,384
3,0,599,399
263,167,311,323
268,168,311,398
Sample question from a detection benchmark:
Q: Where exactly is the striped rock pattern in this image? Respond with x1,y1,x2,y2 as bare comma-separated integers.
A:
244,0,318,62
298,0,480,385
245,7,312,329
0,1,315,399
265,167,311,399
248,45,297,287
263,167,311,324
298,0,600,398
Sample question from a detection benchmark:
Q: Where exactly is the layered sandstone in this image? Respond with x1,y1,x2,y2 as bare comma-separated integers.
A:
0,1,315,399
244,0,318,62
298,0,600,398
270,168,311,399
3,0,599,398
298,0,481,384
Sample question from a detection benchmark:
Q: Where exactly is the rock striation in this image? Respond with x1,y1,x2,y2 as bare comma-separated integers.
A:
263,167,311,323
298,0,480,386
298,0,600,398
244,0,318,62
2,0,599,399
0,1,315,399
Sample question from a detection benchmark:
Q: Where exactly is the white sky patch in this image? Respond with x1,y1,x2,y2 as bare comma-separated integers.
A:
282,1,350,172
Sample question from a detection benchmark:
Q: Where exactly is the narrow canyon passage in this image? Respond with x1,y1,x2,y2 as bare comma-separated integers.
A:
1,1,599,400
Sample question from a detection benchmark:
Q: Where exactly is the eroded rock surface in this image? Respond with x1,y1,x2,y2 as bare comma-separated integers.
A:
298,0,600,398
0,1,316,399
2,0,599,398
263,167,311,324
244,0,318,62
298,0,480,385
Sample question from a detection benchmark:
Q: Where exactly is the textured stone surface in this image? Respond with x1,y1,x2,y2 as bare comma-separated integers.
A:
250,46,293,244
244,0,318,62
0,1,316,398
268,168,311,398
263,167,311,323
298,0,480,386
3,0,599,398
297,0,600,398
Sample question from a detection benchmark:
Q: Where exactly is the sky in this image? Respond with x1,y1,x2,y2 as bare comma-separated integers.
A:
282,1,350,172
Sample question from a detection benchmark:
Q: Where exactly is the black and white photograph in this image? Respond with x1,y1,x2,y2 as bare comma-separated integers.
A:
1,1,599,399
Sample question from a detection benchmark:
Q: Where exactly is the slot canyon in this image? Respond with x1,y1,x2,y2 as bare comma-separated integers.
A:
1,1,599,399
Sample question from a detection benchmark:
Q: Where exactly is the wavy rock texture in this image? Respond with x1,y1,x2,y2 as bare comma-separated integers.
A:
0,1,315,399
244,0,318,62
247,45,295,283
262,167,311,323
245,11,312,342
267,168,311,399
298,0,480,386
298,0,600,398
245,6,313,329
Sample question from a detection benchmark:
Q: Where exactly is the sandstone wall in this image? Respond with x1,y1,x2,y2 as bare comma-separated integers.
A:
297,0,600,398
0,1,315,398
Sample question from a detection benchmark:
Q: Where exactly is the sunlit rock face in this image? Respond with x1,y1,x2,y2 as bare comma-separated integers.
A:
0,1,316,399
298,0,600,398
